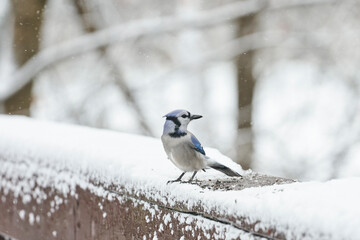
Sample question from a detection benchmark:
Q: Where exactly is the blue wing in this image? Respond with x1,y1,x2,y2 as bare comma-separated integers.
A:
190,134,206,155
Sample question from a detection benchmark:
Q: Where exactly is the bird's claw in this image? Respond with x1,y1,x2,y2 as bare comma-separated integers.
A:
167,179,181,184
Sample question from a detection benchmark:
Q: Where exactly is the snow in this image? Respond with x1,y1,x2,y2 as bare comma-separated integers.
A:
29,212,35,225
1,115,360,239
36,215,40,223
19,210,26,220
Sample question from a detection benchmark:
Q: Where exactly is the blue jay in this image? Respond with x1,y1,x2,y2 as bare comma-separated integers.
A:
161,109,241,183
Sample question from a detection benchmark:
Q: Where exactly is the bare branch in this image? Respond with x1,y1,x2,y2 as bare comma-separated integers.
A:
141,31,287,88
141,30,331,89
0,0,339,101
73,0,154,136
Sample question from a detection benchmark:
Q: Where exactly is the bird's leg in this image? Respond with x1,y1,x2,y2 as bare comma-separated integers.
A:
187,171,198,183
167,172,186,184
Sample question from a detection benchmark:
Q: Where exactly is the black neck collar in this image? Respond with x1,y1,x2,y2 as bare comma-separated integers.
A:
169,131,187,138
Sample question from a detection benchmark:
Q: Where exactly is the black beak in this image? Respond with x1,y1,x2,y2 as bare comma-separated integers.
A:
190,114,202,120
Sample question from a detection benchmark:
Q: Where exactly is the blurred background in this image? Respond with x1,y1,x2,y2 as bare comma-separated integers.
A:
1,0,360,181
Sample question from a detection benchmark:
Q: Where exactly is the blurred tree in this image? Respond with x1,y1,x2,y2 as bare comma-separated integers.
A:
5,0,46,115
236,14,256,170
72,0,154,136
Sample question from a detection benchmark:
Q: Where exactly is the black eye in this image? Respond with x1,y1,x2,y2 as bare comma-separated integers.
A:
181,114,187,118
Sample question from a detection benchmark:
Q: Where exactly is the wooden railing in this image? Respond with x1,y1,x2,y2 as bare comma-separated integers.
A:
0,172,293,239
0,116,358,240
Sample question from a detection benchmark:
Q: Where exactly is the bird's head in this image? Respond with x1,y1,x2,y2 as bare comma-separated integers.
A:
163,109,202,135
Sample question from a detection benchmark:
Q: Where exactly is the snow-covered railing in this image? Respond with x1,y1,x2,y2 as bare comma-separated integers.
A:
0,116,359,240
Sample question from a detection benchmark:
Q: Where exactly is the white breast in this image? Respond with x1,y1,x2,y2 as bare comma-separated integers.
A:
161,134,207,172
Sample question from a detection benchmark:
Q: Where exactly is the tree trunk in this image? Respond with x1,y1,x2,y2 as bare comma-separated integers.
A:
236,14,256,170
5,0,46,115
